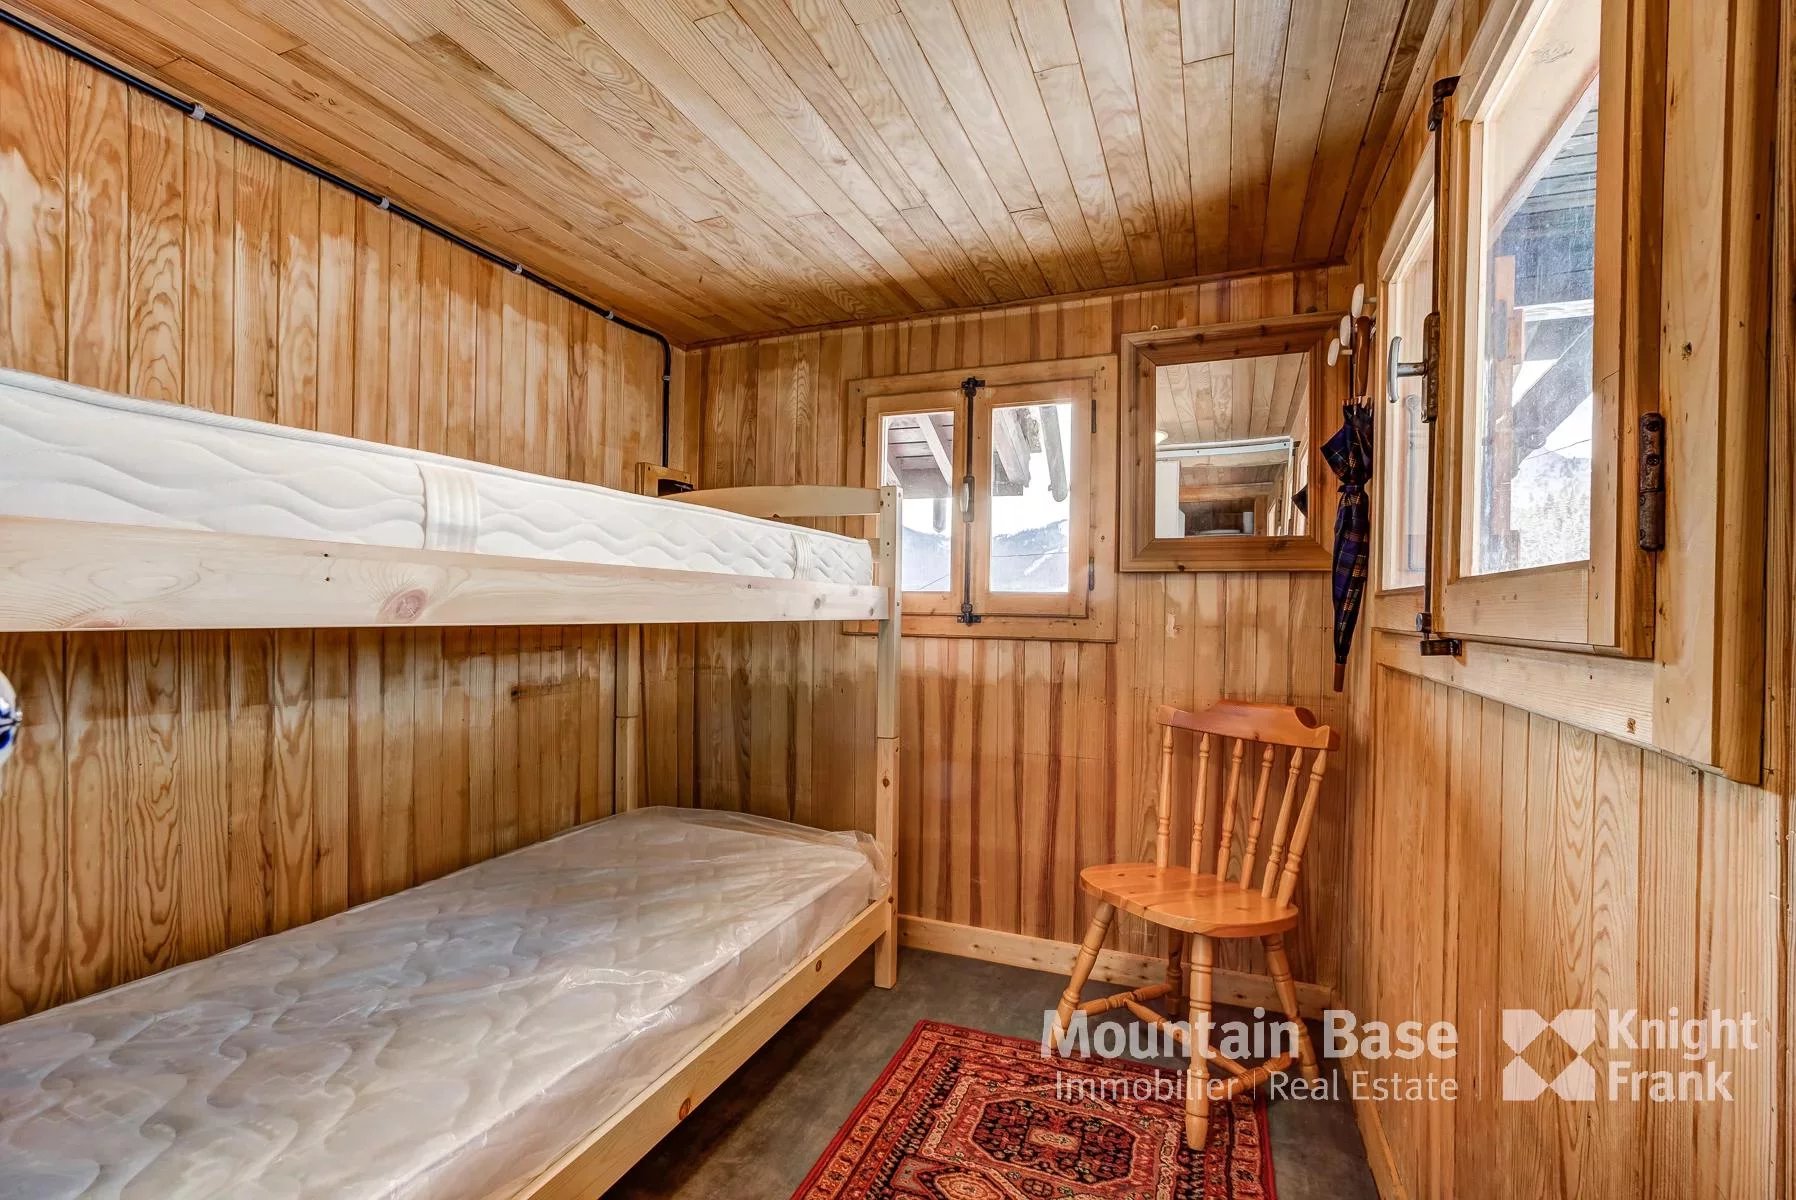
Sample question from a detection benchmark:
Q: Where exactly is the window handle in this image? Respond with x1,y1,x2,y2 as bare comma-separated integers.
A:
1387,334,1427,406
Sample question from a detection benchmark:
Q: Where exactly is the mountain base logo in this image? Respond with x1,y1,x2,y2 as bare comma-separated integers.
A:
1501,1008,1758,1102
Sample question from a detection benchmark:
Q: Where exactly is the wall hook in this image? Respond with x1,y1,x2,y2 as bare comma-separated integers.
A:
0,668,18,772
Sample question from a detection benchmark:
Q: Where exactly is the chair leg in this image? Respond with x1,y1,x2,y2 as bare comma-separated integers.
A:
1265,933,1319,1083
1053,902,1115,1041
1165,930,1185,1013
1185,933,1214,1151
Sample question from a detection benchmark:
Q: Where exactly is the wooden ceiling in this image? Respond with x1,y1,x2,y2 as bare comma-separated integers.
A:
16,0,1439,344
1155,350,1308,444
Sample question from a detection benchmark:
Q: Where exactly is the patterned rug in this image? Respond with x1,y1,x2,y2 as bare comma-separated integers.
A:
792,1020,1275,1200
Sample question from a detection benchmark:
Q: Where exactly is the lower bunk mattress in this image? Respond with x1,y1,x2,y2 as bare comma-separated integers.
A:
0,807,886,1199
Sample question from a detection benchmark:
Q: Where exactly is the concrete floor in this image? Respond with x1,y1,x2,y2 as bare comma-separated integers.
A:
610,948,1377,1200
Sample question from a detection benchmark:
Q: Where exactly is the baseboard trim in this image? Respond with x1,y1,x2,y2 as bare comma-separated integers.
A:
898,915,1334,1020
1343,1050,1410,1200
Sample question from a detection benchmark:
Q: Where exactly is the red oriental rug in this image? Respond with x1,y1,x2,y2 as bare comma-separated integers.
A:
792,1020,1276,1200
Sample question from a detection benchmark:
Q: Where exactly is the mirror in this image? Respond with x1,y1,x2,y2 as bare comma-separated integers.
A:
1151,354,1311,541
1120,313,1343,571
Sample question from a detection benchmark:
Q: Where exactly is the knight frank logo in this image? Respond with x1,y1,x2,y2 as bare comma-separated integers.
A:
1501,1007,1760,1102
1501,1009,1598,1101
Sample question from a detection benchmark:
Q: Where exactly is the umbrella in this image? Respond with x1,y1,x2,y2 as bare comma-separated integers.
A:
1321,400,1373,692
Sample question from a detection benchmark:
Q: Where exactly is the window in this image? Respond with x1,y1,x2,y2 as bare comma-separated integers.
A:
1468,0,1599,575
879,408,958,604
977,389,1077,608
855,357,1116,639
1380,190,1434,591
1431,0,1657,652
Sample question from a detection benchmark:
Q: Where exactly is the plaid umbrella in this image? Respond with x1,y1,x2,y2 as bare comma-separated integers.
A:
1321,401,1374,692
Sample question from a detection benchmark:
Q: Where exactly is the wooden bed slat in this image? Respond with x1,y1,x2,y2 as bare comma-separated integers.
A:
0,517,888,631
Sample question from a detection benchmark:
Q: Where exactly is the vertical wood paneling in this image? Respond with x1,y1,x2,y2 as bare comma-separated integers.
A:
66,68,128,393
0,32,66,380
691,267,1350,977
1350,668,1785,1200
0,24,680,1021
0,635,67,1017
1334,0,1789,1193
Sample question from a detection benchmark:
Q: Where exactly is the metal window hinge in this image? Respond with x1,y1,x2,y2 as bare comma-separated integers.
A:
1087,556,1096,592
1638,413,1666,552
1416,610,1462,657
1427,76,1459,133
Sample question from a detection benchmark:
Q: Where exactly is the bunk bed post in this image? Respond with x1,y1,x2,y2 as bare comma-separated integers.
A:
873,484,902,989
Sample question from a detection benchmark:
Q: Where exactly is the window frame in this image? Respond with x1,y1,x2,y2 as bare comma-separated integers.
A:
850,355,1117,642
1433,0,1659,654
970,379,1091,619
866,392,966,618
1374,157,1436,598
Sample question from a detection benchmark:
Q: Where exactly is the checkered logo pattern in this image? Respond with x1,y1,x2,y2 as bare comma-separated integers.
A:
1501,1009,1598,1101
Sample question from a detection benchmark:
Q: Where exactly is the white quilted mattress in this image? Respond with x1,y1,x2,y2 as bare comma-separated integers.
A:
0,808,885,1199
0,368,873,586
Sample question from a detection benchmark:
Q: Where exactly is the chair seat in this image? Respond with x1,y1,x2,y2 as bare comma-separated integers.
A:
1079,863,1299,936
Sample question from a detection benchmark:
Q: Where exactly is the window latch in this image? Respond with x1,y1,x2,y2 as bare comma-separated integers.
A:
956,375,984,625
1415,74,1462,661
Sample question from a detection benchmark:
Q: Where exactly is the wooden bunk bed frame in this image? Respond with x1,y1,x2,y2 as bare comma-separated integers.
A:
0,483,903,1200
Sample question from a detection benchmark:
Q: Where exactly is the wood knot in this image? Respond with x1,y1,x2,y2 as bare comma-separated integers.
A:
383,588,428,623
677,1098,693,1120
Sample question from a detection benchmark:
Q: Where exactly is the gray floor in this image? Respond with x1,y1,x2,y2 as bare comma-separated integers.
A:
610,948,1377,1199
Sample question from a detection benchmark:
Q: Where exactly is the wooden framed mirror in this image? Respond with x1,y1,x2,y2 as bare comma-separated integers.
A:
1119,313,1345,572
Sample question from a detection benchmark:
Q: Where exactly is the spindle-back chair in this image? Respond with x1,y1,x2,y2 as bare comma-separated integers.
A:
1050,699,1338,1150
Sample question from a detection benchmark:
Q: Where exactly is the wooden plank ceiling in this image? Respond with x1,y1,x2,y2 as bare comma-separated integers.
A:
15,0,1439,344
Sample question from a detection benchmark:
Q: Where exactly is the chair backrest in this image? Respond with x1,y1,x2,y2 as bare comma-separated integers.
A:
1152,700,1338,908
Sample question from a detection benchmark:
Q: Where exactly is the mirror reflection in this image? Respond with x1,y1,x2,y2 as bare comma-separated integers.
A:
1151,352,1310,539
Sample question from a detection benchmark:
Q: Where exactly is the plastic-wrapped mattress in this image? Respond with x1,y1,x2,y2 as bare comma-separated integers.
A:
0,368,874,586
0,808,886,1199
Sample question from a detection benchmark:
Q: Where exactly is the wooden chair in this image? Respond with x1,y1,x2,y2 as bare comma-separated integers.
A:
1052,700,1338,1150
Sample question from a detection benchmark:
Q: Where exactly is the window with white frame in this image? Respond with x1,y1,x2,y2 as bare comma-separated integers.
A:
1380,191,1434,591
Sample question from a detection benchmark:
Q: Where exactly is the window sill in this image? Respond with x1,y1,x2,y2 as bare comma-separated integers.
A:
845,611,1116,643
1371,629,1654,747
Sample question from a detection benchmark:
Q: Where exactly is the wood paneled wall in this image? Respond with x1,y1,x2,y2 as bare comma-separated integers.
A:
1343,662,1784,1198
689,267,1354,985
0,24,679,1021
1336,0,1792,1195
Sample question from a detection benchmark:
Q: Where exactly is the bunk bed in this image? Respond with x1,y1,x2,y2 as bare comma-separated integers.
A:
0,367,904,1199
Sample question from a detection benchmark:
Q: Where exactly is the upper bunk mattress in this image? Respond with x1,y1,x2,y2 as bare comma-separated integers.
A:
0,807,885,1199
0,368,873,586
